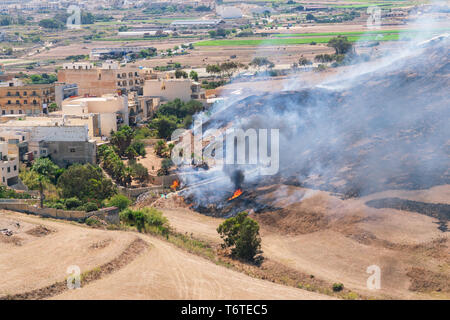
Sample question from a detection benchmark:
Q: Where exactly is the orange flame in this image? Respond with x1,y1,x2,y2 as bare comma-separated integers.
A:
170,180,180,191
228,189,243,201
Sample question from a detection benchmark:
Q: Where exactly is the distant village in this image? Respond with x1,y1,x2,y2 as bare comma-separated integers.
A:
0,54,213,189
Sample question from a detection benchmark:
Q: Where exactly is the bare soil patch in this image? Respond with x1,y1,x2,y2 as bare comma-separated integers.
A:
1,238,148,300
25,225,54,237
407,267,450,293
0,234,23,246
89,238,112,250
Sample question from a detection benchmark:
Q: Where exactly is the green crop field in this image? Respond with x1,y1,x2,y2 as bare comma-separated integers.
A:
195,34,401,47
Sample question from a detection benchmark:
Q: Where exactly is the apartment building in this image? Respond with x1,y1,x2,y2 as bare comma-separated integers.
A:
143,78,206,103
0,118,96,168
0,83,55,116
57,61,144,97
61,94,129,137
0,141,19,186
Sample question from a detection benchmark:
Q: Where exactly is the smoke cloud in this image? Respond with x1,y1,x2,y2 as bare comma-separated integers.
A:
178,5,450,207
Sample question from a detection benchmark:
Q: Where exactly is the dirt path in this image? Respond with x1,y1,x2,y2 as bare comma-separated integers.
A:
54,233,331,300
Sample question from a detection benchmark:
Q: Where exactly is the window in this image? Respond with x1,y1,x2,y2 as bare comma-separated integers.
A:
23,91,27,96
1,110,5,115
10,110,13,114
14,165,17,171
7,167,10,173
19,110,22,114
15,92,20,96
33,100,37,105
70,148,76,153
7,100,11,105
16,100,20,105
6,92,11,96
23,100,27,104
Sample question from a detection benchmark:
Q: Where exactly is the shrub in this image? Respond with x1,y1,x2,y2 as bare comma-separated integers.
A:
130,163,149,182
120,208,169,236
333,283,344,292
107,194,131,211
65,197,82,209
217,212,262,262
85,202,99,212
45,201,66,210
86,216,101,227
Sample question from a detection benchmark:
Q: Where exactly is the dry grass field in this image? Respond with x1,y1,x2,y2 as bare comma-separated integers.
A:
0,211,331,300
158,184,450,300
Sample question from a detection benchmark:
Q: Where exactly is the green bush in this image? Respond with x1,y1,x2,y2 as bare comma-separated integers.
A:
86,216,101,227
120,208,169,236
65,197,82,209
85,202,99,212
333,283,344,292
0,185,32,199
107,194,131,211
57,164,116,200
217,212,262,262
44,201,66,210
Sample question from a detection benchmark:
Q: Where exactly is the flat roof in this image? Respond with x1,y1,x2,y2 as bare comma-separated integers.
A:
171,19,223,25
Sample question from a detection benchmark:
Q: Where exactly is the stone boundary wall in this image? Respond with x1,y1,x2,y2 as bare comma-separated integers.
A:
0,202,119,224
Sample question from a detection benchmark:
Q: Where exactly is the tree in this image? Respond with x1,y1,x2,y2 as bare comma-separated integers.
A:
57,164,116,202
328,36,353,55
125,145,138,160
189,70,199,82
130,163,149,183
206,64,222,78
31,158,62,185
149,116,178,140
220,62,238,79
130,140,146,157
107,194,131,211
314,54,334,63
217,212,262,262
175,69,188,79
250,57,274,71
306,13,316,21
39,19,64,29
299,56,312,66
110,125,135,157
216,28,227,38
208,30,217,38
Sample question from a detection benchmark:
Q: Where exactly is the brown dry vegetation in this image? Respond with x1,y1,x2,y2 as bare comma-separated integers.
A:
159,184,450,299
0,211,330,300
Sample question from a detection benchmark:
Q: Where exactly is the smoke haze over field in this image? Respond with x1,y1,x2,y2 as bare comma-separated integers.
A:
177,8,450,207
